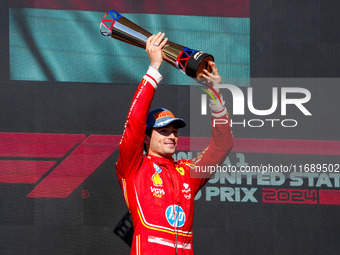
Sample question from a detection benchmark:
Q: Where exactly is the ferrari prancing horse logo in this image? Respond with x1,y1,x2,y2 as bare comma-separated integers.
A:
176,166,185,176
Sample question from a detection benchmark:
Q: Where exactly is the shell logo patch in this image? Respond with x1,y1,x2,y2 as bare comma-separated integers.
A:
152,163,163,187
176,166,185,176
152,172,163,186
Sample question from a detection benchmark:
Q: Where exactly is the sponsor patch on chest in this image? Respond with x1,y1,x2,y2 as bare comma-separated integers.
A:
181,183,191,200
151,162,164,197
165,205,186,227
150,186,165,198
176,166,185,176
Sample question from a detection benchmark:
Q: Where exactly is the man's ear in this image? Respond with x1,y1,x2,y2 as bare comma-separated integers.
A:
144,135,150,145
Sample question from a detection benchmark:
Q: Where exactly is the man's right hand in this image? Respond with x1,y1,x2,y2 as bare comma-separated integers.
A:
202,61,221,99
146,32,168,69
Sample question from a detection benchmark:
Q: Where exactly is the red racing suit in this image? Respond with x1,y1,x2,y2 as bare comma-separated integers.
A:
116,67,233,255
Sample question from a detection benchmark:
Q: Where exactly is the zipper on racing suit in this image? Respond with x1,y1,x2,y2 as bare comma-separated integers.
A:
175,202,179,254
164,162,181,255
168,167,180,254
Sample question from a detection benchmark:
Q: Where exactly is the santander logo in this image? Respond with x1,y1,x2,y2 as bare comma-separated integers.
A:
181,183,191,199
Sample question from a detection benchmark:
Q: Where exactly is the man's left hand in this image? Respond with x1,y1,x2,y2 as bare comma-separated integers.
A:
202,61,221,98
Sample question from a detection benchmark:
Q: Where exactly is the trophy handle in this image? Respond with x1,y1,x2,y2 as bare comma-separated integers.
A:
100,10,214,79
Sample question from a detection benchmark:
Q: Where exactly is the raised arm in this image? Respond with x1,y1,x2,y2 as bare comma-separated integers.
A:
116,33,168,178
189,62,234,194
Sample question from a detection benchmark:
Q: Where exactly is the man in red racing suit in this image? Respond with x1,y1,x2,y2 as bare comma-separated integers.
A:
116,32,233,254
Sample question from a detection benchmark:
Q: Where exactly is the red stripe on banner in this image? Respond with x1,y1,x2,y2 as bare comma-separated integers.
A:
1,133,338,159
9,0,250,18
0,133,85,158
319,190,340,205
178,137,340,155
27,135,121,198
0,160,56,183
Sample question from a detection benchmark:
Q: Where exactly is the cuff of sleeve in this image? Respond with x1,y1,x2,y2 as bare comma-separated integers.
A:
209,93,224,109
209,94,228,117
143,66,163,89
211,107,227,118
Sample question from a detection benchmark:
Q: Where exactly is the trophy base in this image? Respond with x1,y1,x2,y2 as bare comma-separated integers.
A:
185,52,214,80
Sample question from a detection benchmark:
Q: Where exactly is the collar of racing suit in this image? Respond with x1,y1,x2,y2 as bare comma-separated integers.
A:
146,154,175,167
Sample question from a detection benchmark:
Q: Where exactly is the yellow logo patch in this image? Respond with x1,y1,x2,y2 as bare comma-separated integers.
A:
152,172,163,186
176,167,185,176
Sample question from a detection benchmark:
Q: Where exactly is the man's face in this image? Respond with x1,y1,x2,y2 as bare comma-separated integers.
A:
145,124,178,158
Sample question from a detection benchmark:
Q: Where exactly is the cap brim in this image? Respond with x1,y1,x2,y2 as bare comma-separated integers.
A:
154,118,186,129
168,118,186,129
